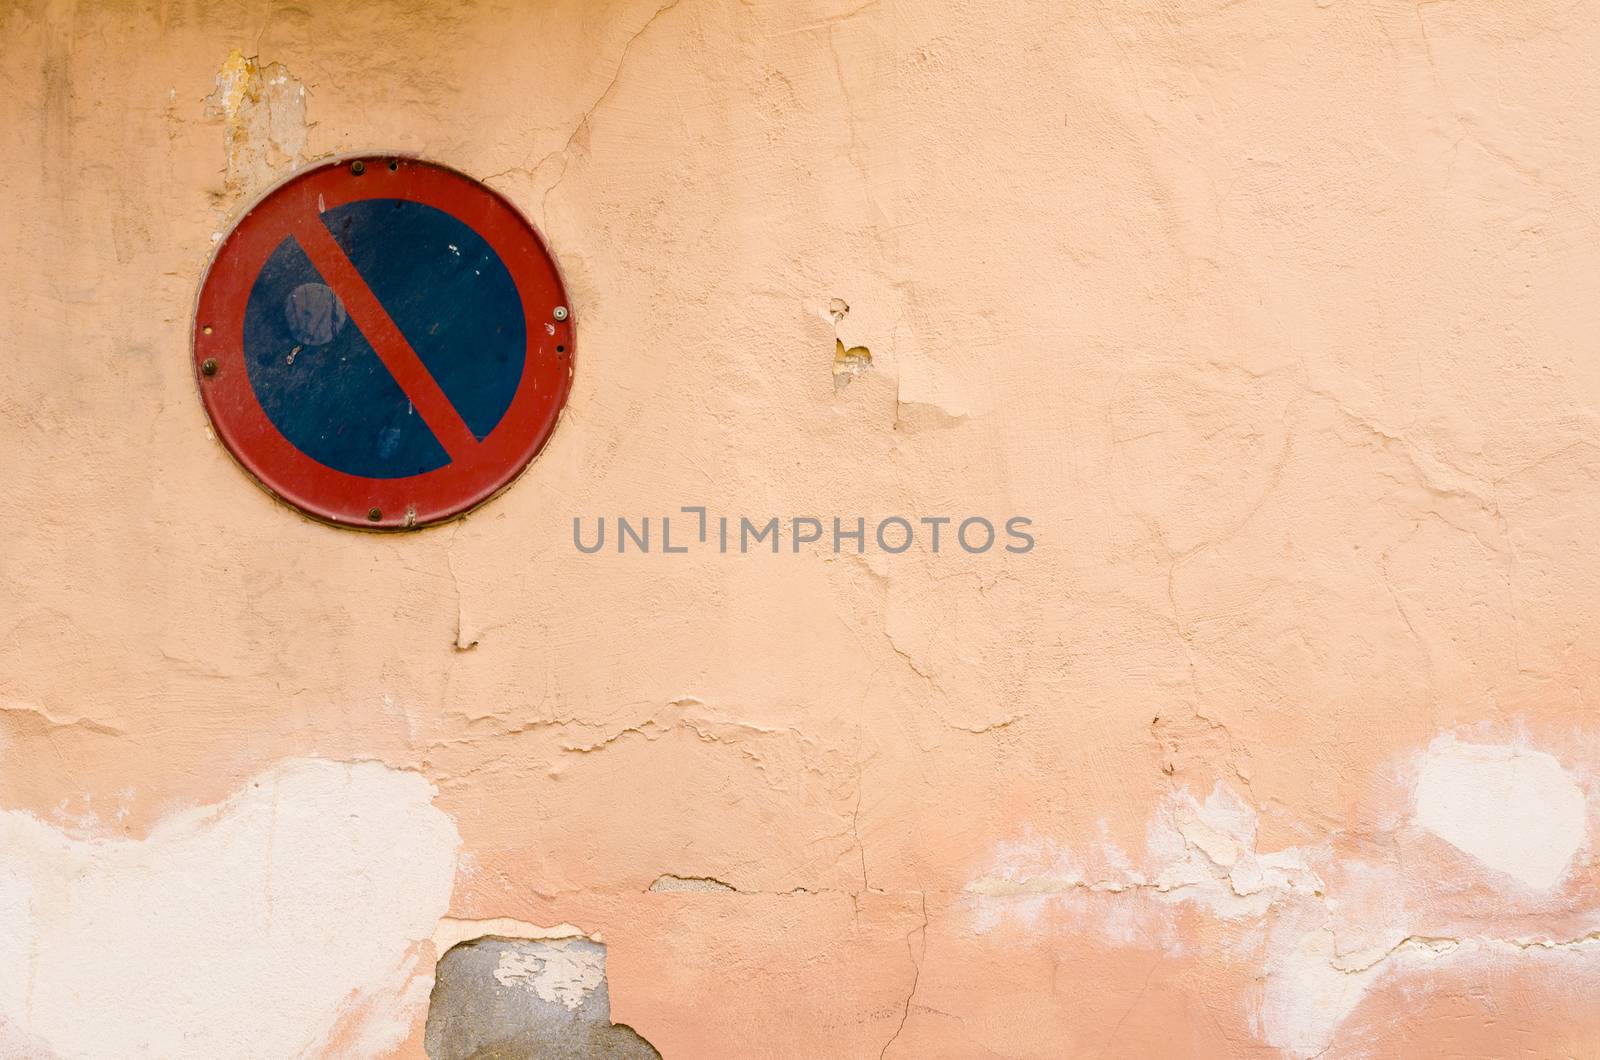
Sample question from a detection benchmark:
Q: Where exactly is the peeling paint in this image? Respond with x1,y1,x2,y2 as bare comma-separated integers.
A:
9,1,1600,1055
494,939,606,1010
432,917,593,954
426,937,659,1060
971,731,1600,1057
834,338,873,389
203,49,308,196
649,873,738,892
827,296,872,389
0,759,458,1058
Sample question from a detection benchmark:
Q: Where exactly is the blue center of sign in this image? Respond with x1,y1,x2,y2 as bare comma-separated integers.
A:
242,199,526,478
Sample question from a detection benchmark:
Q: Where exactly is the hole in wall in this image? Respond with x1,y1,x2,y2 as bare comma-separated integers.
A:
425,936,660,1060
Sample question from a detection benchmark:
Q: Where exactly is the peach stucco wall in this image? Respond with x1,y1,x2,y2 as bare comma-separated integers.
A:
3,0,1600,1056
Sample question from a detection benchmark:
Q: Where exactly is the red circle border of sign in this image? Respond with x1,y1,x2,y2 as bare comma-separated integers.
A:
193,156,574,530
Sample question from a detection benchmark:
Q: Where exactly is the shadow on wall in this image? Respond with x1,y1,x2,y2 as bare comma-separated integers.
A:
425,937,660,1059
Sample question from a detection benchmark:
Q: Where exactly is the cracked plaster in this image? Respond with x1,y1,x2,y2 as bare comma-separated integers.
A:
3,0,1600,1056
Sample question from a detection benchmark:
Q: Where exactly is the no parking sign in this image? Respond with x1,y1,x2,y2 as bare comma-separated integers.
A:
194,157,573,529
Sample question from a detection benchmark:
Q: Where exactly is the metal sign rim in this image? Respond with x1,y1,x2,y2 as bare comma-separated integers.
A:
192,154,575,531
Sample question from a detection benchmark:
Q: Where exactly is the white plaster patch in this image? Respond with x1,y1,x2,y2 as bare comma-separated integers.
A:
1142,783,1324,922
1259,928,1600,1057
493,939,606,1010
1257,926,1384,1056
0,759,460,1059
1413,736,1587,891
968,784,1323,941
968,732,1600,1059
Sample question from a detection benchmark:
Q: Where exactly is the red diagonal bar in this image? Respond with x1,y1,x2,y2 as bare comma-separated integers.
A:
294,216,478,462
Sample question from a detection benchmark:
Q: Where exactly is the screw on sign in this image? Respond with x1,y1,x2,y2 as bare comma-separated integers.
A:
193,156,574,529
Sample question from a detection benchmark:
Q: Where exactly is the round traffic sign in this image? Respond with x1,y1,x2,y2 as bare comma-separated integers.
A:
193,156,574,529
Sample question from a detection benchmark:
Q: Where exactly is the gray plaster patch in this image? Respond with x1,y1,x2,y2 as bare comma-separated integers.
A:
425,937,660,1060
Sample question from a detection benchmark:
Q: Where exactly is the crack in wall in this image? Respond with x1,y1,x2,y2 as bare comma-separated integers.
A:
968,731,1600,1057
878,891,928,1059
536,0,687,226
648,873,737,893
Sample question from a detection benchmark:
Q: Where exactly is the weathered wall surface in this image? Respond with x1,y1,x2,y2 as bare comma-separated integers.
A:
3,0,1600,1056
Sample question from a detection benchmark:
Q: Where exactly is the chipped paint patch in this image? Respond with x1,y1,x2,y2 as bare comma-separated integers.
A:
426,937,659,1059
826,296,872,389
968,783,1323,936
1257,926,1387,1057
969,731,1600,1057
1261,928,1600,1057
433,917,592,954
1413,736,1587,891
203,49,308,195
493,938,607,1010
834,339,873,389
649,873,737,892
